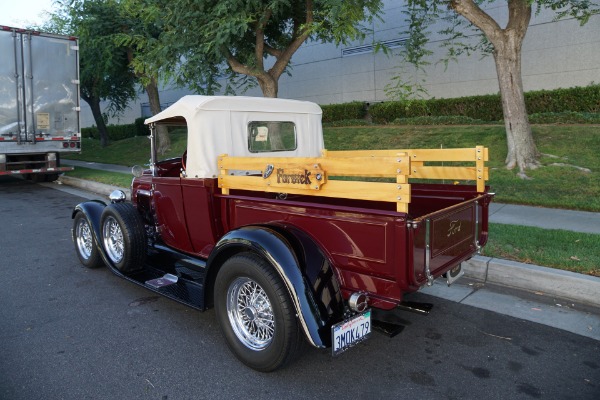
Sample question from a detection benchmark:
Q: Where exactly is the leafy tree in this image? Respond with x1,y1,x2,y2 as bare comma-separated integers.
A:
43,0,136,148
152,0,384,98
397,0,599,176
115,0,172,155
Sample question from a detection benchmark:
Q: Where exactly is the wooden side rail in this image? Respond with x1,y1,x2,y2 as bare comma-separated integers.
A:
218,146,489,213
324,146,489,193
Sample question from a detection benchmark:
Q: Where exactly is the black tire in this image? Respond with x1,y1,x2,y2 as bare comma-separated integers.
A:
45,173,59,182
31,174,46,183
214,252,304,372
73,212,103,269
100,202,146,273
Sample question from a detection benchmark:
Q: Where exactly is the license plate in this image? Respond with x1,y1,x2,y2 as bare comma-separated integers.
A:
331,310,371,356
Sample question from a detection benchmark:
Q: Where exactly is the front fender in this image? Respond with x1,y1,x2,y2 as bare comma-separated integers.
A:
207,226,332,349
72,200,107,243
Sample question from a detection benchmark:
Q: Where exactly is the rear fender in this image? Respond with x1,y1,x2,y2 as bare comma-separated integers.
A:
268,223,345,334
206,226,342,349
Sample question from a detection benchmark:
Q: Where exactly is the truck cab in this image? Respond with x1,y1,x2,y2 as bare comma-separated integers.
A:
135,96,325,256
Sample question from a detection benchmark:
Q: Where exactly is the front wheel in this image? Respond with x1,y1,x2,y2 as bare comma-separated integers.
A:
214,253,304,372
73,212,103,269
100,203,146,273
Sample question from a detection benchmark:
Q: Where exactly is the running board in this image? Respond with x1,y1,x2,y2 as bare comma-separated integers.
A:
146,273,178,289
396,301,433,316
104,254,207,311
370,308,411,338
372,320,405,338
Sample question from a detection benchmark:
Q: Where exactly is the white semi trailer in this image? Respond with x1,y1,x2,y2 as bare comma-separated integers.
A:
0,25,80,182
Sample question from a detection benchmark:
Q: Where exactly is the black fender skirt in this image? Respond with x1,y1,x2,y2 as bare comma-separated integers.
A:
208,226,342,349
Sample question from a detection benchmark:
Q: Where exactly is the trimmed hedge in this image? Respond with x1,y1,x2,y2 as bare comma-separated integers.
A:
81,117,150,141
321,101,366,123
526,85,600,114
370,96,503,124
369,84,600,124
83,84,599,137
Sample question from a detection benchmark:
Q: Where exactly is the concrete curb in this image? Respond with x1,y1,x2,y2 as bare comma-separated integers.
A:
463,255,600,308
58,175,131,200
56,175,600,309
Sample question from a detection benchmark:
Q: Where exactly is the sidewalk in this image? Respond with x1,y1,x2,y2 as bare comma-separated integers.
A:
490,203,600,234
58,160,600,310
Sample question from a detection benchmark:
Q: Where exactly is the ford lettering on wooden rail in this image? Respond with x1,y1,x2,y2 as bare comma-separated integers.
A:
263,163,326,190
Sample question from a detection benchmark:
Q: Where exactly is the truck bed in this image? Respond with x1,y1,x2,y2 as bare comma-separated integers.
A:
221,183,492,309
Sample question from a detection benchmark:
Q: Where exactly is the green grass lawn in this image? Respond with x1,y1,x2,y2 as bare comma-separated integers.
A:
484,223,600,277
65,166,134,188
63,132,187,165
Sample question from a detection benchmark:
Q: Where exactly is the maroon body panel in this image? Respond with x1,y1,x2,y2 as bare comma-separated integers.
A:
223,195,408,308
152,176,194,253
181,179,221,257
132,162,492,310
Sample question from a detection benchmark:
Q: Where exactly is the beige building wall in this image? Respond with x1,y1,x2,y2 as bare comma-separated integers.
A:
275,1,600,103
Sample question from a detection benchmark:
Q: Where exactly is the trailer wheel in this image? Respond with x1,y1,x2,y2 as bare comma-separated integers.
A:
31,174,46,183
100,203,146,273
214,252,303,372
45,173,59,182
73,212,103,269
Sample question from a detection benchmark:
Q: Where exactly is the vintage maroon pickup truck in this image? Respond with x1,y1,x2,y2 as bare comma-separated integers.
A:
72,96,493,371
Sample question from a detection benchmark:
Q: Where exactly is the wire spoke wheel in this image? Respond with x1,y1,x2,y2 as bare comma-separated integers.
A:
214,253,303,372
99,203,146,273
73,212,102,269
227,277,275,350
102,216,124,264
75,217,94,260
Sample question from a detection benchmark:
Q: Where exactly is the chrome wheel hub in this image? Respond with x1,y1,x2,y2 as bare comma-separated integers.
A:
226,277,275,351
76,219,93,260
102,216,124,264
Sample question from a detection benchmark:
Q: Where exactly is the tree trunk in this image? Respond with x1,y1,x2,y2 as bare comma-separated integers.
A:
257,75,278,98
145,80,170,155
493,36,540,175
83,94,109,147
450,0,540,176
266,121,284,150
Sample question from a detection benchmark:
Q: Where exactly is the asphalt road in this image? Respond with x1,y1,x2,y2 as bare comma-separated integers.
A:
1,176,599,400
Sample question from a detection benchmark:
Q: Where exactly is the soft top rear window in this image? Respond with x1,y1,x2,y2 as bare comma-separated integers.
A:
248,121,297,153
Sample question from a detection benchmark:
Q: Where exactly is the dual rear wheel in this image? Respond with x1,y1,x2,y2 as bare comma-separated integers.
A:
73,202,146,273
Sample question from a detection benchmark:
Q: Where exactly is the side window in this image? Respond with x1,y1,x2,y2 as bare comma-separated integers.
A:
248,121,297,153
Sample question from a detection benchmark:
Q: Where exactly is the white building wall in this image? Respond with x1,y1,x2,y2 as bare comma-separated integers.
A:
82,1,600,127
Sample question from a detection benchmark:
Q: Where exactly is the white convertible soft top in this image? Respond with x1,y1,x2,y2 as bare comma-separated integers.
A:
145,95,324,178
